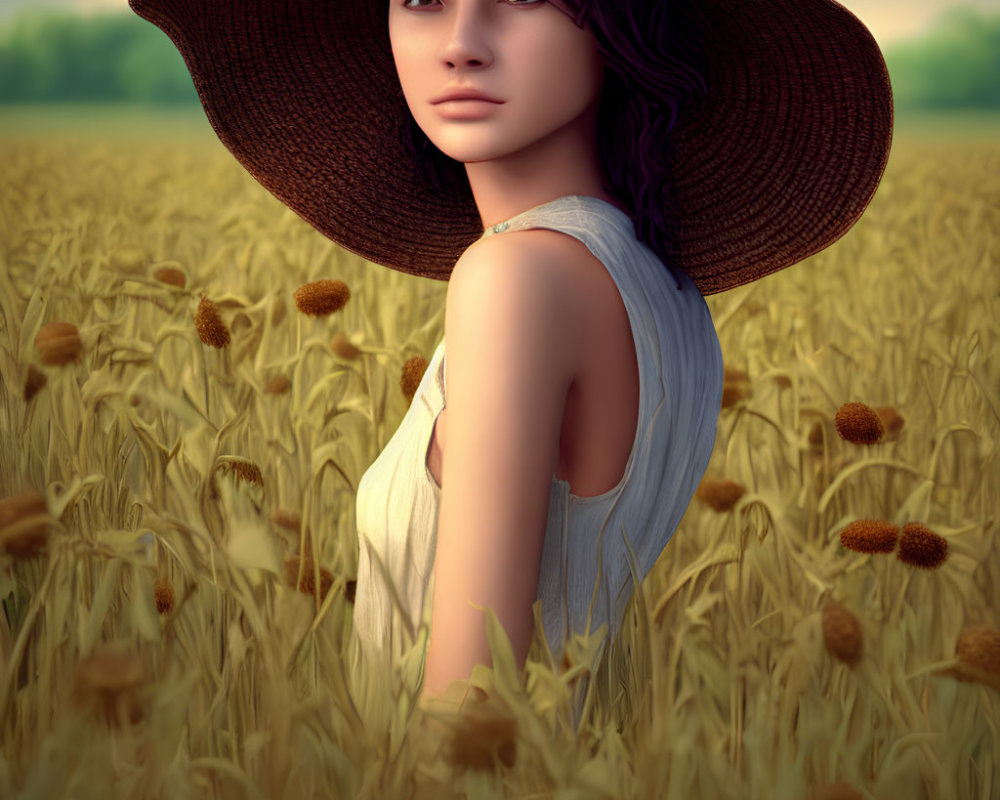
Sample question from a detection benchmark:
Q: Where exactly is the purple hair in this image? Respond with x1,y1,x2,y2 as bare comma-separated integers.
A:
398,0,709,291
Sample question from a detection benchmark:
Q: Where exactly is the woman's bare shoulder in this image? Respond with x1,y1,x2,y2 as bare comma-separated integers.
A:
455,228,612,330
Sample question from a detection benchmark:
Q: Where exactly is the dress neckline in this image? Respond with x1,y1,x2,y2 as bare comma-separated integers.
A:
478,194,632,240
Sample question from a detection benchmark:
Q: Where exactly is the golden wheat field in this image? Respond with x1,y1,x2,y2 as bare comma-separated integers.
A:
0,112,998,800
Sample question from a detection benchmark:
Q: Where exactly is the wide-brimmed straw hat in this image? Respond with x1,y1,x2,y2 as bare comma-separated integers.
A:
128,0,892,295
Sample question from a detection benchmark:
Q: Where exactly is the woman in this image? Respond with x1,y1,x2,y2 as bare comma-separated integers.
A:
129,0,892,725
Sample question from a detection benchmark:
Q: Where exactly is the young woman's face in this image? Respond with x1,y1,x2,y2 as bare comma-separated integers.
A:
388,0,605,165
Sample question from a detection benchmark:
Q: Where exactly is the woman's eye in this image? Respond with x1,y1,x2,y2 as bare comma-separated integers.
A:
401,0,440,8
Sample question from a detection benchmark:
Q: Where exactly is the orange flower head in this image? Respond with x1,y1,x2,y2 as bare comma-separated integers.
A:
194,296,230,348
839,519,898,554
152,266,186,288
284,555,335,602
835,402,884,445
154,577,174,615
897,522,947,569
0,489,49,559
331,332,362,360
695,479,746,512
401,356,429,402
270,509,301,533
950,625,1000,692
874,405,905,441
24,365,47,402
35,322,83,365
71,644,147,727
294,279,350,316
265,375,291,395
822,602,863,667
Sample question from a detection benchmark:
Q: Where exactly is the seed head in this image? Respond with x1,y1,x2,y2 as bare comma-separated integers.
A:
896,522,947,569
835,402,884,445
228,459,264,487
720,383,745,409
446,694,518,771
154,577,174,615
822,602,863,667
724,365,749,383
71,643,147,727
270,509,301,533
284,555,335,602
271,296,286,326
401,356,429,401
695,479,746,512
949,625,1000,692
331,332,361,360
152,266,186,288
0,489,49,559
807,421,827,449
194,296,230,348
107,244,152,274
773,374,792,390
265,375,291,395
344,579,356,604
839,519,898,554
35,322,83,365
874,405,905,441
293,279,350,316
24,365,47,402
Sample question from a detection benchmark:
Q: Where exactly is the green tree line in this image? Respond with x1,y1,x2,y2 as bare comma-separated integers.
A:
0,5,998,108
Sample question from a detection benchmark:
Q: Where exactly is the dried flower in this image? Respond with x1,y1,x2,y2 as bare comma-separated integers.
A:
228,459,264,487
107,244,151,274
896,522,947,569
271,296,286,326
270,509,301,533
401,356,429,401
874,405,905,441
284,555,334,602
35,322,83,365
822,602,863,667
695,479,746,512
0,489,49,559
265,375,291,395
720,383,745,409
808,421,826,449
947,625,1000,692
71,643,147,727
194,296,230,348
839,519,898,554
835,402,884,445
294,279,350,316
23,365,47,402
446,694,518,771
724,365,749,383
154,577,174,615
331,332,361,360
152,266,186,288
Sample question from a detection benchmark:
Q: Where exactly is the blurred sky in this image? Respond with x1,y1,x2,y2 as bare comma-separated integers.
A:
1,0,998,46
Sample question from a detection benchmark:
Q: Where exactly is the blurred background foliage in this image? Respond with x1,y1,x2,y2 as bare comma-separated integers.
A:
0,5,998,110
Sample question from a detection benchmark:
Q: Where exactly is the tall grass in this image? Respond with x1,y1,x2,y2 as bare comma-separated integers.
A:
0,123,997,799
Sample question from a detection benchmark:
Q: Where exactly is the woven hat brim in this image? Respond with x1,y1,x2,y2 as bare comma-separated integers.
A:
129,0,892,295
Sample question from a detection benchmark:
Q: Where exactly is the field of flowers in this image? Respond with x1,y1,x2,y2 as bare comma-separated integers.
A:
0,117,997,799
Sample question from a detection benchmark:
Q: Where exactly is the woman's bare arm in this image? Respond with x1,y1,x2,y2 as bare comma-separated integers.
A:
421,230,583,703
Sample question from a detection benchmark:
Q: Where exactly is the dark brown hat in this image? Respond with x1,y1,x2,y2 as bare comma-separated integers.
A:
128,0,892,295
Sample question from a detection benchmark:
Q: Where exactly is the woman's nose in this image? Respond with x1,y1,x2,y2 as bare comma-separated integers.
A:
438,6,494,70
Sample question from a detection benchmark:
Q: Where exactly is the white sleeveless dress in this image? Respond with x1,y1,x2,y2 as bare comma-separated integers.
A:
352,195,724,722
